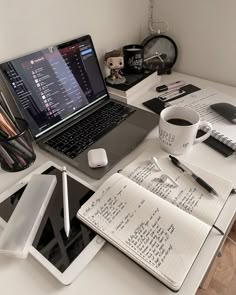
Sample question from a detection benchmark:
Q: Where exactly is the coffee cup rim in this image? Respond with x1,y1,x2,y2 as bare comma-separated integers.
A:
160,106,200,126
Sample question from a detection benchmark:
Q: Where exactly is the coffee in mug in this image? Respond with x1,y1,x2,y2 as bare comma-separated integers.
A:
166,118,192,126
159,106,213,155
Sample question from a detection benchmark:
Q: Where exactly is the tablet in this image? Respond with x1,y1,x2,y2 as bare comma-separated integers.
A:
0,161,105,285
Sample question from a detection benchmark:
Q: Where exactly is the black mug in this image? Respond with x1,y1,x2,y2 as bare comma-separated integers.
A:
123,44,144,74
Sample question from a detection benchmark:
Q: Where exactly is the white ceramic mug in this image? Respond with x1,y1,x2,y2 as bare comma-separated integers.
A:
159,106,213,155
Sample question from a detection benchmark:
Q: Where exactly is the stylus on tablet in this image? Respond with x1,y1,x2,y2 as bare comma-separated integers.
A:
62,166,70,238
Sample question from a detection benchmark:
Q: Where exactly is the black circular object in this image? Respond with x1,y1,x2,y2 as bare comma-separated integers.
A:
141,34,178,74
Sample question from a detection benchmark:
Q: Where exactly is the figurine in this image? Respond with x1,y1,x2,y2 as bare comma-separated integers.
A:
104,50,126,84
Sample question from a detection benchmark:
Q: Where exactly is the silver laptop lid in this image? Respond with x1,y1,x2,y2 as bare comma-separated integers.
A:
0,35,109,139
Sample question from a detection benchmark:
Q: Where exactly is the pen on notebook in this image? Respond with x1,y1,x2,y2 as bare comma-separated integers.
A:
169,155,219,197
62,166,70,238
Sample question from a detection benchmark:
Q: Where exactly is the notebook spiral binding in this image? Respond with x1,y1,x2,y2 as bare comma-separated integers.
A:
202,127,236,151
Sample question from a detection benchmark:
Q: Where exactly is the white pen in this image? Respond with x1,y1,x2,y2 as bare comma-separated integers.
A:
62,166,70,238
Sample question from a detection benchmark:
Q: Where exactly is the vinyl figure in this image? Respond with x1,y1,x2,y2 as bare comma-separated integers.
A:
104,50,126,84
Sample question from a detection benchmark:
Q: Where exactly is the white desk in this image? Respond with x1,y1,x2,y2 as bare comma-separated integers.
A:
0,72,236,295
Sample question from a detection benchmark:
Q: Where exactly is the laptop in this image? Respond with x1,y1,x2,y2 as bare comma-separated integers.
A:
0,35,158,179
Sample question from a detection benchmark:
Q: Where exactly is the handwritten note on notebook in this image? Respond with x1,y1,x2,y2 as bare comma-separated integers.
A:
78,173,210,291
120,153,233,226
77,153,233,291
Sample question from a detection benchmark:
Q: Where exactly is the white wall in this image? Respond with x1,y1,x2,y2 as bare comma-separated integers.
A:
2,1,236,91
0,0,150,106
155,0,236,87
0,0,149,71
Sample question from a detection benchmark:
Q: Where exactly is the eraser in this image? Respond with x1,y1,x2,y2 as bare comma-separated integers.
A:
156,85,168,92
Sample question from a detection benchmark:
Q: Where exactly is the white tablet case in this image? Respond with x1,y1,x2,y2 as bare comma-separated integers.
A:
0,174,57,258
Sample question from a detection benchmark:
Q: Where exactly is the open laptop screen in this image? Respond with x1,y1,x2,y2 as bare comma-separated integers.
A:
0,35,108,138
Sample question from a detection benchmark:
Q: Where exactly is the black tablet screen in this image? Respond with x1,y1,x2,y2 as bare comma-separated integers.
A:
0,167,95,273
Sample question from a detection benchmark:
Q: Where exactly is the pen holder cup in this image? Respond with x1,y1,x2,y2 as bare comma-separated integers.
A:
0,118,36,172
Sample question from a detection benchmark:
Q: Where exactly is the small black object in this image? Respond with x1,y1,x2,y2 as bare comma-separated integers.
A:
141,34,178,74
231,188,236,194
210,102,236,124
156,85,168,92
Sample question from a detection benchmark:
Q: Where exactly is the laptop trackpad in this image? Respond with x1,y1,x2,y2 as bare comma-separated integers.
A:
95,122,147,154
75,123,147,179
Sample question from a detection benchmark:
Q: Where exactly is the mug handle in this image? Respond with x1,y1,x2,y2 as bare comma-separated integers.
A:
194,121,213,144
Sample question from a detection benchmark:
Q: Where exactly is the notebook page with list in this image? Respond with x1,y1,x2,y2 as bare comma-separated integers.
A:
120,153,233,227
77,173,210,291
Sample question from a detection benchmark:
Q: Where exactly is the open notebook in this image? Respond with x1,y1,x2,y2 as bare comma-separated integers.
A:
77,152,233,291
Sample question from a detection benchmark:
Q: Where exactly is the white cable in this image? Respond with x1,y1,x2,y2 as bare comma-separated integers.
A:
148,0,169,34
148,0,155,34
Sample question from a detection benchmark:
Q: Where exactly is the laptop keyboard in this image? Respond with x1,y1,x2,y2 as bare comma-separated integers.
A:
46,101,136,159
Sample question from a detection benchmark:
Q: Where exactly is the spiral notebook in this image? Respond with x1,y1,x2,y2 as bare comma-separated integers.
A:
167,87,236,151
